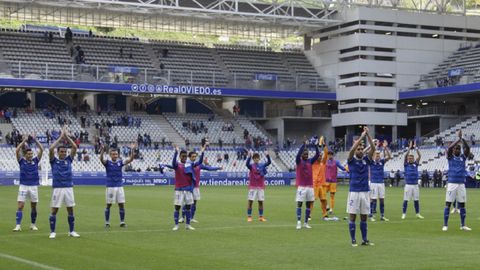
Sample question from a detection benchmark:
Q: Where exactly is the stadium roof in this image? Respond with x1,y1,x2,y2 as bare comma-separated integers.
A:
0,0,477,38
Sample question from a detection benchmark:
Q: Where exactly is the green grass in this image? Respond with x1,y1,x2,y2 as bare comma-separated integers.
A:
0,185,479,270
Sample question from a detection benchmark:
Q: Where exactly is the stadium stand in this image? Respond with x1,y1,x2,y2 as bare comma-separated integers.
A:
0,30,72,80
426,116,480,144
79,111,168,142
150,41,229,86
11,109,83,137
71,36,154,68
164,113,244,144
0,28,330,91
413,44,480,89
235,115,269,141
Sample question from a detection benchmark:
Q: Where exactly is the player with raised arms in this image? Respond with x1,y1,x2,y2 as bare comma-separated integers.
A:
368,140,391,222
295,139,320,229
171,144,206,231
443,130,471,231
48,126,79,239
13,134,44,232
324,146,348,218
178,144,221,223
347,127,374,247
99,142,137,228
402,141,424,220
312,136,328,220
246,150,271,222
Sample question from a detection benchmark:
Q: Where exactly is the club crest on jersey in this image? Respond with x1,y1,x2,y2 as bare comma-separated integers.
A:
362,160,367,165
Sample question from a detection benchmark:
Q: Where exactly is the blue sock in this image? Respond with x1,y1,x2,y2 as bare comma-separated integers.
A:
380,201,385,217
31,209,37,224
414,200,420,214
105,208,110,223
348,221,356,242
174,210,179,225
49,215,56,232
16,210,23,225
185,208,191,225
119,208,125,223
68,215,75,232
444,207,450,226
373,200,377,214
247,208,252,217
460,208,466,227
402,200,408,214
191,204,197,219
369,201,373,216
259,209,264,217
305,208,311,223
296,207,301,221
360,221,367,242
182,206,186,219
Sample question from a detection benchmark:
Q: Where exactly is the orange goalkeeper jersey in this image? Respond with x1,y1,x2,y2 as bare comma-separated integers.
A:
312,146,328,188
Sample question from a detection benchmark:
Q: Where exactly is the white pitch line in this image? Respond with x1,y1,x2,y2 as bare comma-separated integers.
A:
1,218,446,239
0,252,63,270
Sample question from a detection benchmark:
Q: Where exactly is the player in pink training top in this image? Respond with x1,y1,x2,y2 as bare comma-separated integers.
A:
324,149,348,217
295,140,320,230
246,150,271,222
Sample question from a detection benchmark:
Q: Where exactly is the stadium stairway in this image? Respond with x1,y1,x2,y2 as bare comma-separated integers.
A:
279,53,298,83
0,122,13,140
143,43,163,74
209,48,231,81
426,116,479,144
269,148,288,172
150,114,185,147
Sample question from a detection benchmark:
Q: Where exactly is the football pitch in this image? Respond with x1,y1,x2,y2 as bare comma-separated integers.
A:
0,185,479,270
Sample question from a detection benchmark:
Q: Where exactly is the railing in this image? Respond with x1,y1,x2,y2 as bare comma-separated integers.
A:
404,74,477,90
399,105,479,116
400,106,457,116
0,60,335,92
266,109,331,118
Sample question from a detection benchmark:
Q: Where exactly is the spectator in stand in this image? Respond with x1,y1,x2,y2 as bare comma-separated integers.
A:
65,27,73,44
48,32,53,43
224,153,229,163
83,149,89,162
88,29,93,37
75,137,81,148
233,105,238,116
77,150,82,162
161,49,169,58
244,129,249,139
421,170,430,188
471,134,476,146
129,48,133,59
389,169,395,187
395,170,401,187
161,137,166,148
245,136,252,149
218,138,223,149
185,138,190,149
4,109,12,123
120,47,124,58
216,154,223,163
